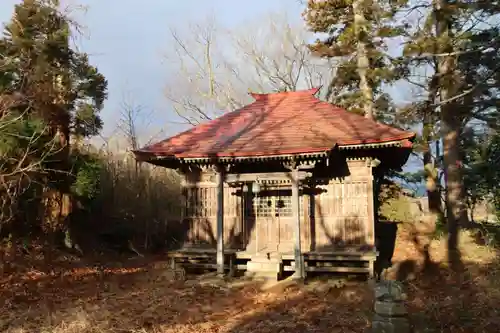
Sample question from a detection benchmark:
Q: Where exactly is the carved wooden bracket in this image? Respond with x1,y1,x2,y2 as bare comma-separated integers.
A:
366,158,381,168
199,164,230,173
283,160,316,170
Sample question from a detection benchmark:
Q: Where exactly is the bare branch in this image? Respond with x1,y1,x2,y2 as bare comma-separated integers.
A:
163,12,334,124
0,96,60,224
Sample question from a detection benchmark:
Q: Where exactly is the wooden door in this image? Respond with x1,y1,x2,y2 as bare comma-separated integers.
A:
253,189,296,253
274,191,294,253
254,195,274,253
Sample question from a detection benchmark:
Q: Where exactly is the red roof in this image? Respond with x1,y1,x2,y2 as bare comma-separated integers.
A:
137,88,415,159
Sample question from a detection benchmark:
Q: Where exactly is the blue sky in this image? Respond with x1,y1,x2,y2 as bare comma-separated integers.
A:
0,0,304,141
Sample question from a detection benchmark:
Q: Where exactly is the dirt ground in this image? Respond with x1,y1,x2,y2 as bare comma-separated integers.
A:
1,226,499,333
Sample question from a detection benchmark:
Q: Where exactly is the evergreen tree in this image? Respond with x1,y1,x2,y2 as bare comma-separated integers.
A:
403,0,500,266
1,0,107,144
458,22,500,222
460,128,500,221
303,0,409,120
0,0,107,232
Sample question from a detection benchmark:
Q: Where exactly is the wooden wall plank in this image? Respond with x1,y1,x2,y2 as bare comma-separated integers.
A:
312,160,374,250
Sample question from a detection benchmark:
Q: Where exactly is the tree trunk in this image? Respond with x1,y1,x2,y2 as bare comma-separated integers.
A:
54,116,73,225
423,107,442,224
434,0,468,270
441,111,468,265
43,76,73,269
352,0,375,120
54,72,73,225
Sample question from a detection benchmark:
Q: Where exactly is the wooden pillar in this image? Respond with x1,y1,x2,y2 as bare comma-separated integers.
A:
291,168,304,279
367,173,375,247
216,167,225,276
368,158,381,249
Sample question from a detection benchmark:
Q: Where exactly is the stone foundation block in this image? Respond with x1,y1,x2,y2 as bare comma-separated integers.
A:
372,314,410,333
374,300,408,317
374,280,407,301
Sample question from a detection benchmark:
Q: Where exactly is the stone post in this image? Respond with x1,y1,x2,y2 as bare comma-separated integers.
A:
372,280,410,333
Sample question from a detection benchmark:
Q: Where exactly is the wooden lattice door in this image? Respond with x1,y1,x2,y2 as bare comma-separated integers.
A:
253,195,273,252
252,189,295,253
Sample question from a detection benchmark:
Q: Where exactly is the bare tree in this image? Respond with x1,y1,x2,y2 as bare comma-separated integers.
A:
118,99,146,153
115,94,173,253
0,96,57,224
116,93,166,155
0,94,60,273
164,13,335,124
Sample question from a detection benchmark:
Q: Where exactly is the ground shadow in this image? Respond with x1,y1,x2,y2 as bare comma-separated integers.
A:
224,232,500,333
3,229,499,333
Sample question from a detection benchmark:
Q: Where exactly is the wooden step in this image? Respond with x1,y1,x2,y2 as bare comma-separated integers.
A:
281,251,377,261
284,263,370,274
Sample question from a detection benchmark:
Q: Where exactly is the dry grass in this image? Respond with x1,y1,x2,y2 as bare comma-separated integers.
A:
390,224,500,332
1,226,499,333
89,154,184,250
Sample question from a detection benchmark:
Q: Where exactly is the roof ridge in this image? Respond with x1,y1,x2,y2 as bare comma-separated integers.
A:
248,87,320,101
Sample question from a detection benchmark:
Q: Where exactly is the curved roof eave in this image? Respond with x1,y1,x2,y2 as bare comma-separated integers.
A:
133,135,415,167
